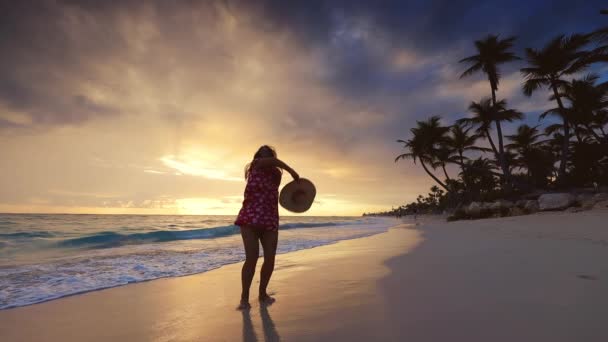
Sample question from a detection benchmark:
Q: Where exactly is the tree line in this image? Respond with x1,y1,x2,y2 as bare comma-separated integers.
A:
381,11,608,216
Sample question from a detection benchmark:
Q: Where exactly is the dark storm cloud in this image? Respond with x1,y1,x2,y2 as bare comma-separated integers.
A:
241,0,608,94
1,0,606,128
244,0,608,146
241,0,607,51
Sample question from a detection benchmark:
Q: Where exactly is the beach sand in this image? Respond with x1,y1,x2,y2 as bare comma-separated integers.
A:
2,209,608,341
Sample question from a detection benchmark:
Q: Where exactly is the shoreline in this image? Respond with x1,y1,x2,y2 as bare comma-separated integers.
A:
0,222,421,341
1,210,608,341
0,216,393,310
0,226,393,311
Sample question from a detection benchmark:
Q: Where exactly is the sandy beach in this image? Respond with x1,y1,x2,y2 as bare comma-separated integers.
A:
2,209,608,341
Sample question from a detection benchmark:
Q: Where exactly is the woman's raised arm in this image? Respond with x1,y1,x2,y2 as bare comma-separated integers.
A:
254,157,299,180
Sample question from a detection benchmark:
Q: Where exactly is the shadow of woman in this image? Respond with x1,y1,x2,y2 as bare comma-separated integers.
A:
241,310,258,342
260,305,280,342
241,305,280,342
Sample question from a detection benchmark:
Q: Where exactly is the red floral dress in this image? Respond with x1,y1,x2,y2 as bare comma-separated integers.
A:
234,161,282,231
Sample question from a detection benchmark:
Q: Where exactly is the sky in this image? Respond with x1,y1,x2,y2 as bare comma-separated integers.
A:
1,0,606,216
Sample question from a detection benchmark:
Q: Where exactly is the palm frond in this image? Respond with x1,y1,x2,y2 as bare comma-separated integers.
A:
540,107,567,120
395,153,415,163
522,77,546,96
459,63,482,79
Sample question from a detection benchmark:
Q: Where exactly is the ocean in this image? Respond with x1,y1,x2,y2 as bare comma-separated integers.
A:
0,214,395,310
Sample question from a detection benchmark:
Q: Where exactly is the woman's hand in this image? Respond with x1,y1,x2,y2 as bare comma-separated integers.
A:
290,170,300,181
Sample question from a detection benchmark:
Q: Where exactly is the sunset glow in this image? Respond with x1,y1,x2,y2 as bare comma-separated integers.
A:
1,1,604,216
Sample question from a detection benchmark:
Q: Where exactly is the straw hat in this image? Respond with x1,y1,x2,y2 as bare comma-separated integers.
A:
279,178,316,213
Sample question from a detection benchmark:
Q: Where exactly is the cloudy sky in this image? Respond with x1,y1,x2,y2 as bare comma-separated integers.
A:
1,0,606,216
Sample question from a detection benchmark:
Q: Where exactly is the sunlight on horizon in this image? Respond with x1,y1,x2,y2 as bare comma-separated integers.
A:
2,0,552,216
160,155,243,182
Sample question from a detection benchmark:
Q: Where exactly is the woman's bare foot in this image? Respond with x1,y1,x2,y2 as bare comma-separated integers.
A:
259,294,276,305
237,299,251,310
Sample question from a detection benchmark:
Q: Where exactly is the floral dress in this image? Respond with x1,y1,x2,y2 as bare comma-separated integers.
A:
234,161,282,231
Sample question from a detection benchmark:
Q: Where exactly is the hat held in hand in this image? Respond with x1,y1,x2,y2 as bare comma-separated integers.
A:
279,178,316,213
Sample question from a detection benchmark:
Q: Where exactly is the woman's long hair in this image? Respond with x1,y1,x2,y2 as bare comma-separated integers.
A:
244,145,281,180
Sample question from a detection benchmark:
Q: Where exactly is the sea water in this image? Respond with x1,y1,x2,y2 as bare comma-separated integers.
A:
0,214,395,309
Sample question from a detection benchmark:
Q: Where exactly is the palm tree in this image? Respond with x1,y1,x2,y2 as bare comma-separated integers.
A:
396,116,451,192
595,110,608,140
457,99,498,155
568,139,608,186
506,125,551,179
543,122,592,144
445,124,489,180
506,125,545,151
551,74,608,144
460,35,519,182
458,98,523,178
520,33,592,183
431,146,454,181
459,157,500,200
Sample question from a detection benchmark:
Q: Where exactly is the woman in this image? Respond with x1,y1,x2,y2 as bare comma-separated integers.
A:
235,145,299,309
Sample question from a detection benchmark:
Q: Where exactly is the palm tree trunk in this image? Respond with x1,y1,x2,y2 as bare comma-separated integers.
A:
420,159,450,192
459,151,467,179
459,150,469,200
485,130,499,156
442,163,451,181
491,87,511,190
551,82,569,185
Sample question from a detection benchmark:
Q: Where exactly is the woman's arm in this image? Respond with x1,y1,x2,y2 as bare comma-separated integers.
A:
254,157,299,180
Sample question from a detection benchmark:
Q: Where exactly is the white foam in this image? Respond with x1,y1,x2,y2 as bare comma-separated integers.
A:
0,217,395,309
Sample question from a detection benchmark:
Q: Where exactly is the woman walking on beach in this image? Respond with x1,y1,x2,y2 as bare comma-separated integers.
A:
235,145,299,309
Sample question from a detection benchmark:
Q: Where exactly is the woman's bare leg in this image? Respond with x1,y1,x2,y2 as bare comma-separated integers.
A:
239,226,260,309
259,229,278,303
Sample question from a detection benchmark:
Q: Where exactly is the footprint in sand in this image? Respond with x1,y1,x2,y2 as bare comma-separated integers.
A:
577,274,599,280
